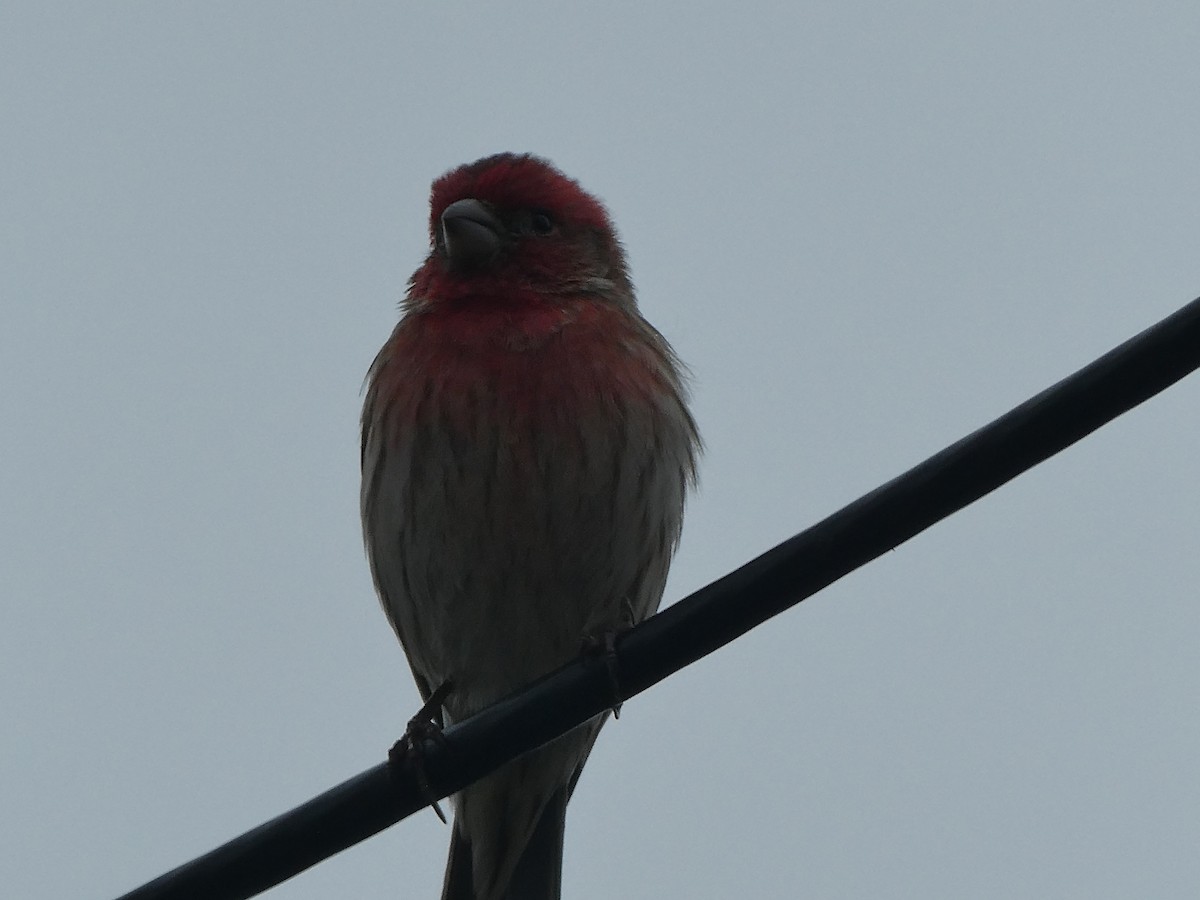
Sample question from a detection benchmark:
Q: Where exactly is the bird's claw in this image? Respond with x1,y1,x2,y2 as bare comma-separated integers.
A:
580,599,637,718
389,680,454,824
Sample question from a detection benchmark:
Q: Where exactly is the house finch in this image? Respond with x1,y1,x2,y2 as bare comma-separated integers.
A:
361,153,699,900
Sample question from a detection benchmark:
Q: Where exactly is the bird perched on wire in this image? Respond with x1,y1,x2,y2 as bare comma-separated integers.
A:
361,153,700,900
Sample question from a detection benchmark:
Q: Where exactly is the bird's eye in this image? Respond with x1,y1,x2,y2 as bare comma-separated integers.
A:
529,211,555,235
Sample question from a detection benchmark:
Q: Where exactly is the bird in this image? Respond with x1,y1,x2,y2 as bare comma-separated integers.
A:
360,153,700,900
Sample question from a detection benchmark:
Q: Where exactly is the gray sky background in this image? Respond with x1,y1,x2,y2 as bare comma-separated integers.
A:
3,4,1198,898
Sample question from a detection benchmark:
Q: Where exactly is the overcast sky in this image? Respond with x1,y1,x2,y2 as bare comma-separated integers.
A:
3,3,1198,899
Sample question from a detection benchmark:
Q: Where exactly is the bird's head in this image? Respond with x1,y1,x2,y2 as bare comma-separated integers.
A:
410,153,633,308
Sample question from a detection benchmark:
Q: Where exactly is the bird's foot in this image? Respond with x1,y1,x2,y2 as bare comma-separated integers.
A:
580,599,637,718
388,680,454,824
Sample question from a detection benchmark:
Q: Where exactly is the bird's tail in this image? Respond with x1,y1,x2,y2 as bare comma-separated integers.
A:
440,784,568,900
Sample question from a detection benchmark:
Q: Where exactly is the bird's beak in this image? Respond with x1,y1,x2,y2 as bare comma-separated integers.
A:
441,198,503,270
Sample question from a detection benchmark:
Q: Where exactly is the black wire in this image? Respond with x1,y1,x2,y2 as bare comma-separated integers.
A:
115,295,1200,900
